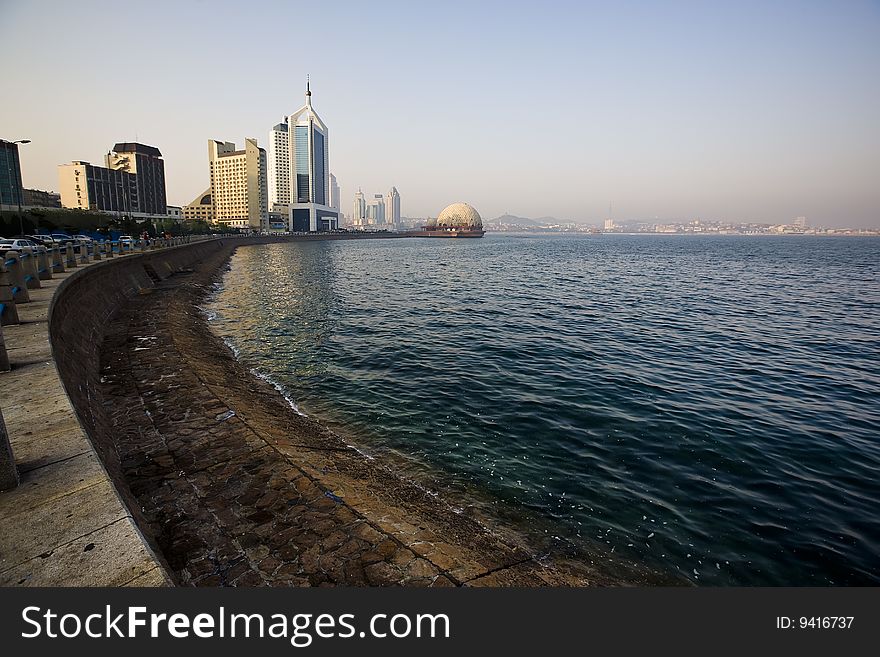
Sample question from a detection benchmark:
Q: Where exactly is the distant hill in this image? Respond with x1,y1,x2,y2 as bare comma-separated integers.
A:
488,214,545,226
486,214,569,228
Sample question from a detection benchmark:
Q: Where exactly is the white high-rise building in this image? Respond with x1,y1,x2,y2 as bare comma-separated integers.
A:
288,80,338,231
367,194,385,225
267,118,290,211
385,186,401,230
353,188,366,226
330,172,340,213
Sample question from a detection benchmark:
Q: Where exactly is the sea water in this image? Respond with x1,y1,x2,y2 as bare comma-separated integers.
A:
206,234,879,585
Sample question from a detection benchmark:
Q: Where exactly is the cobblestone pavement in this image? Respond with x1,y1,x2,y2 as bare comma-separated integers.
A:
97,246,648,587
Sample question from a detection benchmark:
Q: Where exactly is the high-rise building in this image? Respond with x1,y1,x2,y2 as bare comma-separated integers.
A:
267,118,290,211
58,160,138,215
366,194,385,225
208,138,268,230
385,186,401,230
794,216,807,228
330,173,340,213
106,143,167,216
604,202,615,232
0,139,24,210
353,188,366,226
58,141,167,218
288,80,338,231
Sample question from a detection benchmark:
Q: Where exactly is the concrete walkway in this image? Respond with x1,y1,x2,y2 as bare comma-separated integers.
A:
0,256,169,586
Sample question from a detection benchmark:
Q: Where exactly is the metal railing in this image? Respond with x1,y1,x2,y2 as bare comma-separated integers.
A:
0,232,250,489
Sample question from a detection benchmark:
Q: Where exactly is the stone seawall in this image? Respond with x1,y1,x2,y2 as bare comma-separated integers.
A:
0,239,250,584
41,237,282,584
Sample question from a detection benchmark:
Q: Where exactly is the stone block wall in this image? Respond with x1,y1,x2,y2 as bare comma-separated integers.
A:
46,238,274,561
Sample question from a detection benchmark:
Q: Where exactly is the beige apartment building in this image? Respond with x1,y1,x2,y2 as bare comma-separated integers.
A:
208,138,268,230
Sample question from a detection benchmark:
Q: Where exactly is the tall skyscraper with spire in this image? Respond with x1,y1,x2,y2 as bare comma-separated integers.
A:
287,78,339,231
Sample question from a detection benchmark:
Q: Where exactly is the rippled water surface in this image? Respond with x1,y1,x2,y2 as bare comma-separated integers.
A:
207,234,880,585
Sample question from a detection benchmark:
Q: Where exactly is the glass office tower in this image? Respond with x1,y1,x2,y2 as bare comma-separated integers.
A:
288,80,338,231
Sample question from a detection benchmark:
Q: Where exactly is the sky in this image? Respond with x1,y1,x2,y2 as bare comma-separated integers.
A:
1,0,878,226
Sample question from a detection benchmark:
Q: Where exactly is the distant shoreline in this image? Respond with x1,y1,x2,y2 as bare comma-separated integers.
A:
484,230,880,236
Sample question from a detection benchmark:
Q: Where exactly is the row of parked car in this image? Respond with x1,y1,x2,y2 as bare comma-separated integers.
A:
0,234,136,253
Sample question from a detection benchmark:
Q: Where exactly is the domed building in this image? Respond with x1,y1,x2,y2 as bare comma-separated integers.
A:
420,202,485,238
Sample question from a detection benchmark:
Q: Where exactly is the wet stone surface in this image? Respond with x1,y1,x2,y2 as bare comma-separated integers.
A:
96,247,615,587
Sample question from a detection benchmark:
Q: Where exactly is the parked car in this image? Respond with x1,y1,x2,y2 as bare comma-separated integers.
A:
0,238,48,253
50,233,76,246
118,235,135,244
26,234,57,247
71,235,95,252
0,239,19,253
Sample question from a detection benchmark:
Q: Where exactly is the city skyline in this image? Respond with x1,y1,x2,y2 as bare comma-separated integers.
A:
1,0,878,227
349,187,402,230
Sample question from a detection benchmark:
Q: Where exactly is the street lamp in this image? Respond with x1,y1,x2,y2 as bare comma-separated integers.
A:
2,138,31,236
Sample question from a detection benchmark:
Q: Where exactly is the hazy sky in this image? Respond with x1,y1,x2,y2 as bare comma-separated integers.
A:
2,0,878,226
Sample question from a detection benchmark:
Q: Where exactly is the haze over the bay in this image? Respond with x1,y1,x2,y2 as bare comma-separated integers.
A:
1,0,878,227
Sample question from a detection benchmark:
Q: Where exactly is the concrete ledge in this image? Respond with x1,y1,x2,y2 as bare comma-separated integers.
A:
1,517,166,587
0,246,177,585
